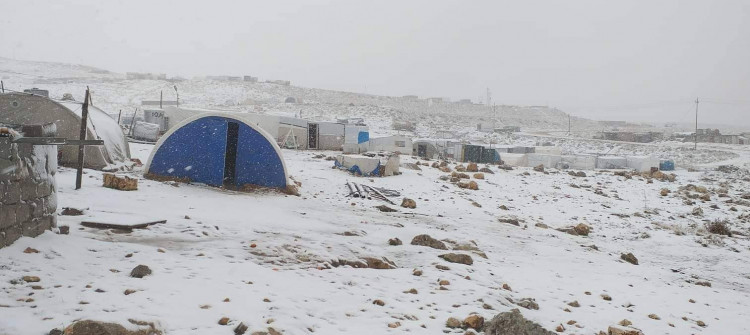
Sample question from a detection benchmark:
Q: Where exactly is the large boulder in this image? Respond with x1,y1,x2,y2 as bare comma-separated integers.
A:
439,253,473,265
483,309,555,335
401,198,417,209
411,234,448,250
64,320,161,335
466,163,479,172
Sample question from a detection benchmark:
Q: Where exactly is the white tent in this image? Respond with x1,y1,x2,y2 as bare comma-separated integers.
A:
368,135,412,154
626,155,660,172
500,153,528,167
561,155,597,170
596,156,627,169
526,153,562,168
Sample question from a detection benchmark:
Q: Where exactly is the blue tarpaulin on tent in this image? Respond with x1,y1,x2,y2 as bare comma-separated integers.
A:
357,131,369,144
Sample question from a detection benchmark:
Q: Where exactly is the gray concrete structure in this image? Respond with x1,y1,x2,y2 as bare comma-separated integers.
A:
0,126,57,248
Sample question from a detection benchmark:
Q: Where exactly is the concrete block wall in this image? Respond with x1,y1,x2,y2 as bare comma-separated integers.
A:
0,135,58,248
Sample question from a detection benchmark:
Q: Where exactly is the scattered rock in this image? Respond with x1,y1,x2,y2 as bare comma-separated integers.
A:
435,264,451,271
479,167,494,174
438,279,450,286
439,253,473,265
533,164,545,172
219,317,230,325
411,234,448,250
697,320,706,327
516,298,539,310
555,324,565,332
412,269,423,276
388,238,403,246
234,322,248,335
48,329,63,335
446,317,462,328
466,163,479,172
63,320,161,335
130,265,152,278
373,299,385,306
601,294,612,301
618,319,632,326
608,325,644,335
124,289,136,295
660,188,670,196
58,226,70,235
463,315,484,330
647,314,660,320
22,276,40,283
60,207,85,216
404,288,418,294
376,205,397,212
567,300,580,308
473,173,485,179
387,322,401,328
401,198,417,209
483,309,555,335
23,247,39,254
620,253,639,265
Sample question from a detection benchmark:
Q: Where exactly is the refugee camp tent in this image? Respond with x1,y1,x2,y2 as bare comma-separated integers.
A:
308,121,346,150
0,92,131,169
560,155,597,170
526,153,562,168
500,153,528,167
534,146,562,155
145,113,288,189
413,140,440,159
368,135,412,154
596,156,627,169
626,155,660,172
459,144,499,163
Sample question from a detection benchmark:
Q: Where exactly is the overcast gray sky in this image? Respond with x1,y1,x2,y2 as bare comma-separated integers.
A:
1,0,749,126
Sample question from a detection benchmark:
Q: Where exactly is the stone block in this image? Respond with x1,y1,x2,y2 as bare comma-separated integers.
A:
36,179,52,197
15,202,30,223
0,203,18,228
3,183,21,205
0,225,23,248
45,195,57,215
20,180,38,201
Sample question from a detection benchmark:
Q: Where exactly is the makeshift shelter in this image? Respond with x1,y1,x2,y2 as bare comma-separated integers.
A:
500,153,528,167
0,92,130,169
526,153,562,168
145,113,288,189
626,155,660,172
368,135,412,154
413,140,440,159
534,146,562,155
309,121,346,150
596,156,627,169
459,144,499,163
560,155,597,170
334,154,400,177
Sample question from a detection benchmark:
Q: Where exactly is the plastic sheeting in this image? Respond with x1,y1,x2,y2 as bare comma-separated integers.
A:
660,159,675,171
626,155,660,172
596,156,627,169
526,154,562,168
561,155,597,170
500,153,528,167
132,121,160,142
534,146,562,155
335,154,381,176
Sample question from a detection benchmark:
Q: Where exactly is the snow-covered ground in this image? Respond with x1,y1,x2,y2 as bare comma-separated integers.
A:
2,142,750,334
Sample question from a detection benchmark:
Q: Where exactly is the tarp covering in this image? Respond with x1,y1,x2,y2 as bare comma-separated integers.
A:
561,155,597,170
526,154,562,168
132,121,160,142
335,154,381,176
145,113,288,188
626,155,660,172
500,153,528,167
596,156,627,169
660,159,675,171
344,125,369,144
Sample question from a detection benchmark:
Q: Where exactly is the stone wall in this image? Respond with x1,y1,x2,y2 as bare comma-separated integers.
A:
0,128,58,248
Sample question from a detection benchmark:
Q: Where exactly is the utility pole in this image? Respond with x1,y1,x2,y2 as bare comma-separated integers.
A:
75,88,90,190
694,97,699,150
174,85,179,107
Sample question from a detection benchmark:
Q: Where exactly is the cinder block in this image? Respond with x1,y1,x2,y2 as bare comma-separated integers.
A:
0,203,18,228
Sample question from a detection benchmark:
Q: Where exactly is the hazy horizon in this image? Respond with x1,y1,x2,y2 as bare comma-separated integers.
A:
1,0,749,126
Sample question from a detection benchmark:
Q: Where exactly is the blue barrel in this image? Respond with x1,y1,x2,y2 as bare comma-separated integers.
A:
659,159,675,171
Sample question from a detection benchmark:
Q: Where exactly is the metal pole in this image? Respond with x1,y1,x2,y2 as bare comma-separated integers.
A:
0,80,4,93
160,90,163,108
695,97,699,150
75,89,90,190
174,85,179,107
117,110,122,124
129,108,138,136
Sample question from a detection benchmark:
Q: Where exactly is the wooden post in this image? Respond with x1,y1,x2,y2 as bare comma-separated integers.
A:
129,108,138,136
0,80,4,93
117,109,122,124
75,88,90,190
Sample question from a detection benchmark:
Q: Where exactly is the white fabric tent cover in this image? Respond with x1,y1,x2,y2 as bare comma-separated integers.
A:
596,156,627,169
526,154,562,168
534,146,562,155
132,121,160,142
561,155,597,170
500,153,528,167
626,155,660,172
59,101,131,168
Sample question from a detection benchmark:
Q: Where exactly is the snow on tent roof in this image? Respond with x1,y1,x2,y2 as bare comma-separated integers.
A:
58,101,130,166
